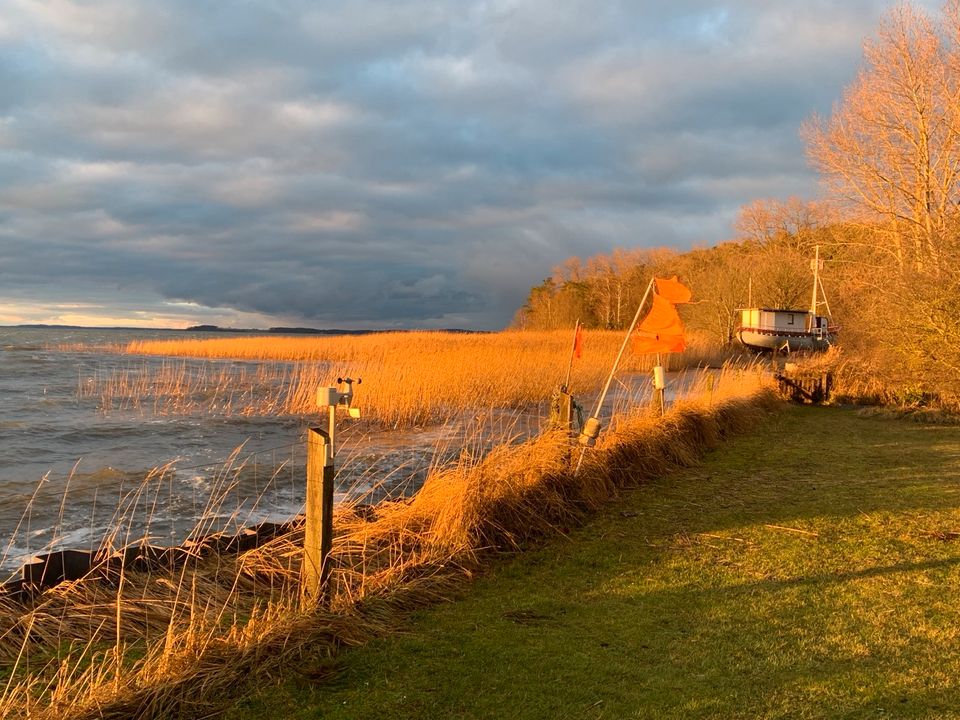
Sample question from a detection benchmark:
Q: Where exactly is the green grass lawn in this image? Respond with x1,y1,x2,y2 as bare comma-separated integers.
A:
228,405,960,719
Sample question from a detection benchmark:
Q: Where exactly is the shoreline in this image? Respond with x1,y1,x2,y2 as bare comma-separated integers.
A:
0,386,776,719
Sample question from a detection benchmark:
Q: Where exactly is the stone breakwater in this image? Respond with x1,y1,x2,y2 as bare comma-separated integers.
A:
3,517,301,599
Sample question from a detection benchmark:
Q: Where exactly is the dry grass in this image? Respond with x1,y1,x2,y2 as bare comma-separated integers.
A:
784,346,960,415
87,330,736,426
0,367,776,719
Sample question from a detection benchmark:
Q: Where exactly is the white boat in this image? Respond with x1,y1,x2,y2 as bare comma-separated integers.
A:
735,247,836,353
736,307,832,352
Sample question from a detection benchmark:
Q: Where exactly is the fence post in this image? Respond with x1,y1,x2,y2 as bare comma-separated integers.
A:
303,427,334,605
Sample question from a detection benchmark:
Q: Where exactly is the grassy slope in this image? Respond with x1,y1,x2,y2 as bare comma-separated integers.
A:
229,405,960,719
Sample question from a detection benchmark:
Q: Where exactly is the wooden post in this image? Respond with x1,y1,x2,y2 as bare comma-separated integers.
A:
548,388,573,431
303,427,334,605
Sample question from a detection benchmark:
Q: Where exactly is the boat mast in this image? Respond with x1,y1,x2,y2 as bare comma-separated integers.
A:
804,245,824,334
810,244,821,316
817,275,832,320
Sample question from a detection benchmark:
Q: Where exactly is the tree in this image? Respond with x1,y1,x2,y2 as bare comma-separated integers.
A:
585,254,618,328
803,2,960,400
735,197,824,255
676,244,751,344
513,275,593,330
803,3,960,274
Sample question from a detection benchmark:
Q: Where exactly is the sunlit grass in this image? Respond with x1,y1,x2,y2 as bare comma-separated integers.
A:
228,405,960,719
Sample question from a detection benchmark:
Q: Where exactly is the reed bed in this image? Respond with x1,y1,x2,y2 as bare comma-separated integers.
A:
0,367,775,719
78,358,305,417
100,330,734,426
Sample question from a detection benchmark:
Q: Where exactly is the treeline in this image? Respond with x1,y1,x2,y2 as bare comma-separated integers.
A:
512,197,829,346
516,2,960,403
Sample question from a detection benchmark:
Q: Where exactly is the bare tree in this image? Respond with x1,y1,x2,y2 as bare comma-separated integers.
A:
735,197,825,254
676,244,751,345
803,3,960,274
802,2,960,399
585,255,618,328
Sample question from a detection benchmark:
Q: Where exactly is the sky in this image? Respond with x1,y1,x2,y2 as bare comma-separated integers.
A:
0,0,933,330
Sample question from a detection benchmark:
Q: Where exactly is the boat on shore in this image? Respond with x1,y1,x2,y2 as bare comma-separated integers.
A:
736,307,832,352
735,247,836,353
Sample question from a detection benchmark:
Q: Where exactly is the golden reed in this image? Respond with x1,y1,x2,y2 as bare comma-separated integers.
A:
109,330,732,425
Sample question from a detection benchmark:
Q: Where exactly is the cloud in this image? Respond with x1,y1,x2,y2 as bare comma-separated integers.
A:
0,0,924,329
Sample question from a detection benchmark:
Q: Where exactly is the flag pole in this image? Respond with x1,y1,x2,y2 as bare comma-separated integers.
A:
588,277,654,422
574,277,655,474
656,351,665,416
563,318,581,391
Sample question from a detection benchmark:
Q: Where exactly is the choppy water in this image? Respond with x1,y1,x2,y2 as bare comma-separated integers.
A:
0,328,473,573
0,326,699,575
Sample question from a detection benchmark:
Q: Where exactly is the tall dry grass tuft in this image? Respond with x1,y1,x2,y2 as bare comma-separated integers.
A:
0,369,777,719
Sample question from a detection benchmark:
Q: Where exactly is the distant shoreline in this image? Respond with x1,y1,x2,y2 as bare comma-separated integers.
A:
2,324,485,335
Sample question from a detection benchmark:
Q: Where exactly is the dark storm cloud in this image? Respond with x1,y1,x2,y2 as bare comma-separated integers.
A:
0,0,931,329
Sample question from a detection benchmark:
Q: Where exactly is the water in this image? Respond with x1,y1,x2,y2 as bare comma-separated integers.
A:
0,328,553,573
0,326,702,575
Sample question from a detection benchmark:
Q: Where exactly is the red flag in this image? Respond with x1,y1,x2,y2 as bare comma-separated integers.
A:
633,293,686,354
654,276,692,304
573,323,583,359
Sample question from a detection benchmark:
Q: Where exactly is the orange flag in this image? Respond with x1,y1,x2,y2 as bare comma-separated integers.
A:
573,323,583,359
633,332,685,354
654,276,692,304
633,293,686,354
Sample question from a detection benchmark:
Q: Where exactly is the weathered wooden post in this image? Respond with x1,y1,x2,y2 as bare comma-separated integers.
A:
303,377,361,606
548,387,573,431
653,353,666,417
303,427,334,604
549,320,583,433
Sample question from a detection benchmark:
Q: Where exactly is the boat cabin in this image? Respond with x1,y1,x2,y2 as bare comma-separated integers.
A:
736,308,831,352
739,308,828,336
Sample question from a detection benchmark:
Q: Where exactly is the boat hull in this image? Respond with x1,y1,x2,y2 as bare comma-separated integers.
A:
736,328,831,353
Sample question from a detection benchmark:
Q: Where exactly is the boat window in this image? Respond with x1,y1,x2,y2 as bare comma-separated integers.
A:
787,313,794,325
